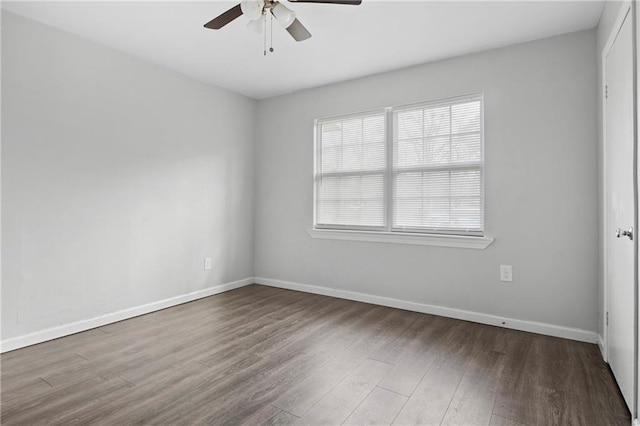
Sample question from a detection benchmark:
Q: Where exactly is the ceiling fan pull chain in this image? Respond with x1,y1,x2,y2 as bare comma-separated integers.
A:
269,13,274,54
263,13,267,56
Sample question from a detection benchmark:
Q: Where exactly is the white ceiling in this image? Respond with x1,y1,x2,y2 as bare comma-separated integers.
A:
3,1,604,99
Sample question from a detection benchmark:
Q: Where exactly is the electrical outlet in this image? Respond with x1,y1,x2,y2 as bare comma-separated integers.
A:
500,265,512,282
204,258,212,271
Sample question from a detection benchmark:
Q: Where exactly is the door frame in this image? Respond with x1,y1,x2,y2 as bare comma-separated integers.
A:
602,0,638,420
635,1,640,422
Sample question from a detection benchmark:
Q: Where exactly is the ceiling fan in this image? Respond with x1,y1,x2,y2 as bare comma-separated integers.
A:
203,0,362,43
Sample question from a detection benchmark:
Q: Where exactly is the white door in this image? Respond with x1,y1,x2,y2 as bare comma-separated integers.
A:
605,5,636,414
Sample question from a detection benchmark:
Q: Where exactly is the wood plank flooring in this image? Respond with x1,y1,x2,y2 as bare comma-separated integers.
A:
0,284,631,425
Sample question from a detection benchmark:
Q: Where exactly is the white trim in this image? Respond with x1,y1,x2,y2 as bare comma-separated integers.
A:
2,276,599,354
255,277,598,344
637,0,640,420
307,228,494,249
0,277,254,353
392,93,484,113
633,418,639,426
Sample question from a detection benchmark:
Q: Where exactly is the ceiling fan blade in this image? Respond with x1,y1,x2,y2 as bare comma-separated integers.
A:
204,4,243,30
287,0,361,4
286,18,312,42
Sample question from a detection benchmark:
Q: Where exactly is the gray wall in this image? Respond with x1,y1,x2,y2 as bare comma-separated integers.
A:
2,10,602,343
596,0,624,341
254,30,599,333
1,12,256,340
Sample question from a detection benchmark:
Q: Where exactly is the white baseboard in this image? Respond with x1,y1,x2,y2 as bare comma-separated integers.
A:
255,277,599,344
2,276,600,353
0,278,254,353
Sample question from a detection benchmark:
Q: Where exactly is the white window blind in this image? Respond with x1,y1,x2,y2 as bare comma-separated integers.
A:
314,94,484,236
392,96,484,235
315,111,387,229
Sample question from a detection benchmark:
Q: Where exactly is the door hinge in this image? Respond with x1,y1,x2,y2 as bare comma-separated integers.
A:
605,85,609,99
606,311,609,326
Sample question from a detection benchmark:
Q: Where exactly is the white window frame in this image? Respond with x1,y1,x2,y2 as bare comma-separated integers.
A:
313,108,388,232
311,94,494,249
391,94,485,236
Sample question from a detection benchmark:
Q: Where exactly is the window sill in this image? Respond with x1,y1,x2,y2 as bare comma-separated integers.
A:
307,228,494,249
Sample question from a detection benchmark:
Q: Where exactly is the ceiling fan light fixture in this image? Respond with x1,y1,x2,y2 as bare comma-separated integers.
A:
240,0,264,21
272,2,296,29
247,16,265,33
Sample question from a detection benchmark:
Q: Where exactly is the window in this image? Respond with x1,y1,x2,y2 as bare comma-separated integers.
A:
314,94,484,238
315,111,387,230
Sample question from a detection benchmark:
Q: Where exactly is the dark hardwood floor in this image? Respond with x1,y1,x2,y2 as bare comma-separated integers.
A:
0,284,631,425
